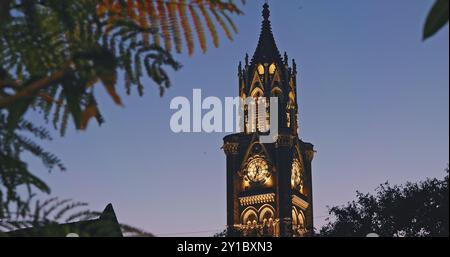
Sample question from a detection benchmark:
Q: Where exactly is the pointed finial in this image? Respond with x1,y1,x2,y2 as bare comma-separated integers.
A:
238,61,242,75
284,52,289,65
245,53,249,66
262,3,270,21
250,1,283,67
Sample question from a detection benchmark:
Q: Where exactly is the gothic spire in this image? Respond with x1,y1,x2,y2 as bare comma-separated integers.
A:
250,3,283,67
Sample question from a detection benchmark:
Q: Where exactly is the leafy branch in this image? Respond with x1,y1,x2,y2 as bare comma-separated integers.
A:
0,0,243,224
0,196,153,237
423,0,449,40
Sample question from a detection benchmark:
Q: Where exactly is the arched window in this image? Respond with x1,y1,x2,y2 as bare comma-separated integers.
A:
257,64,265,75
291,157,305,192
247,88,267,133
292,208,298,226
258,205,275,222
251,87,263,98
259,205,276,236
269,63,276,75
298,210,306,229
271,87,282,98
241,207,258,225
286,91,296,128
292,207,307,236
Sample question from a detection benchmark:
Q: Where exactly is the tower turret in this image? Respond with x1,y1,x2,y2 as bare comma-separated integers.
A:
224,3,315,237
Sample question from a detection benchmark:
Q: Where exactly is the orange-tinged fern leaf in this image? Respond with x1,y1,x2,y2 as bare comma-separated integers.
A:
220,9,238,33
189,5,207,53
127,0,134,18
103,0,111,9
209,4,233,41
104,83,123,106
177,0,194,55
136,0,149,44
81,103,99,130
108,1,122,24
157,0,172,51
145,0,160,46
197,0,219,48
168,0,182,53
96,0,109,17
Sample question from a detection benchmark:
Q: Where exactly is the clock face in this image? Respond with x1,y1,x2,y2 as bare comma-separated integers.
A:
291,158,304,193
246,158,270,184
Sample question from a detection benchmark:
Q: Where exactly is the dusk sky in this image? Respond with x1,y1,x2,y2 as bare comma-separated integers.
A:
26,0,449,236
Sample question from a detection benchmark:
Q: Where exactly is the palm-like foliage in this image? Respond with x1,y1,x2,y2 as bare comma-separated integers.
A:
0,0,243,132
0,196,153,237
0,197,90,232
1,0,180,134
97,0,244,55
0,114,64,219
0,0,242,217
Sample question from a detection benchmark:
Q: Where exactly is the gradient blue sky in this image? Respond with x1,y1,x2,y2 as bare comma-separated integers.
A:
26,0,448,236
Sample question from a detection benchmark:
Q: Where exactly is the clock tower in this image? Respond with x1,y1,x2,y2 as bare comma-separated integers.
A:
223,3,315,237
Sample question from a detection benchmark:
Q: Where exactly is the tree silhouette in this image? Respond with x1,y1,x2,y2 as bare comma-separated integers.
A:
319,169,449,237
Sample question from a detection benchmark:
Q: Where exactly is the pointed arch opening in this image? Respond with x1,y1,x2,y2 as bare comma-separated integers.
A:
292,207,307,237
258,204,275,223
269,63,276,75
271,87,282,97
257,64,265,75
246,87,268,133
241,207,258,226
292,148,306,195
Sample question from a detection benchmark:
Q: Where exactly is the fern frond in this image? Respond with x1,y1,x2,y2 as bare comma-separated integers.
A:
189,5,207,53
209,5,233,41
168,0,182,53
52,90,64,130
97,0,242,54
145,0,161,46
178,0,194,55
60,106,69,137
220,9,238,33
198,0,219,48
126,0,135,18
53,202,88,221
156,1,172,51
136,0,150,44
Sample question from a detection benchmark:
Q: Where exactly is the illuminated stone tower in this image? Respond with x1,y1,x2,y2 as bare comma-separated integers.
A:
223,3,314,237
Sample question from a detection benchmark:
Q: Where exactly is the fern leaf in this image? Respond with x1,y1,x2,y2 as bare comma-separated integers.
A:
220,9,238,33
43,87,59,123
198,1,219,48
53,201,88,221
136,0,149,45
156,1,172,51
168,0,182,53
177,0,194,55
60,105,69,137
126,0,135,18
145,0,160,46
209,5,233,41
52,91,64,130
81,102,98,130
189,5,207,53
